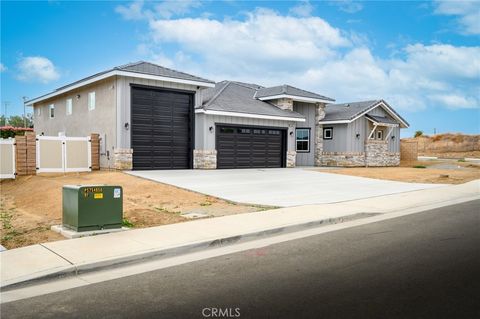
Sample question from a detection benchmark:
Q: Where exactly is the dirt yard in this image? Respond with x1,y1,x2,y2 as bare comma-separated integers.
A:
0,171,265,249
325,160,480,184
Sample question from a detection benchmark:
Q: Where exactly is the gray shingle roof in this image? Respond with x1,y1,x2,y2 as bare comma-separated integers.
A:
30,61,214,104
256,84,334,102
200,81,305,119
322,100,409,127
115,61,214,84
322,100,380,122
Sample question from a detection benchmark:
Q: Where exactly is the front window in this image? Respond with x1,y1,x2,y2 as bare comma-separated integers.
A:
296,128,310,152
49,104,55,118
88,92,95,110
66,98,73,115
323,127,333,140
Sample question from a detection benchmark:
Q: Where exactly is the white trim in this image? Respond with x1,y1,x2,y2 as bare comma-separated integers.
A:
318,120,350,125
323,127,333,140
26,70,215,106
368,124,378,140
366,116,399,128
0,139,16,179
195,109,306,122
257,94,333,104
385,127,394,140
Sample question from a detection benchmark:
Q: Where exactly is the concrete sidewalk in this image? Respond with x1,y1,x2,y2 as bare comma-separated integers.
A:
1,180,479,289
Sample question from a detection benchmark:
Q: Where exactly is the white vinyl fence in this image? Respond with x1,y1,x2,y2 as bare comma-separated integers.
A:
36,136,91,173
0,139,16,179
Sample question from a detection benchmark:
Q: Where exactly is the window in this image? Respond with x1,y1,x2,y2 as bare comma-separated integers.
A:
296,128,310,152
66,98,73,115
36,107,42,116
238,128,251,134
376,130,383,140
88,92,95,110
49,104,55,119
268,130,280,135
323,127,333,140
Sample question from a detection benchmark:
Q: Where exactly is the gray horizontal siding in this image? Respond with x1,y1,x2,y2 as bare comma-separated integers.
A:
195,114,296,151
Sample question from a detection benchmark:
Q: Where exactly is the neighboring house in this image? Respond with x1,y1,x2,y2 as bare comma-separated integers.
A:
27,61,409,170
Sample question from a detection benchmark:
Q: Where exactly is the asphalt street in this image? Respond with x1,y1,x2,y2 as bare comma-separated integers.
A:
3,200,479,319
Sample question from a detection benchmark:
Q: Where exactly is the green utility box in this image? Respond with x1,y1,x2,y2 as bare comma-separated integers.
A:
62,185,123,232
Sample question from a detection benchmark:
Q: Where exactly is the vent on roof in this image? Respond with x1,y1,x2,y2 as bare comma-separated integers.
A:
346,103,350,107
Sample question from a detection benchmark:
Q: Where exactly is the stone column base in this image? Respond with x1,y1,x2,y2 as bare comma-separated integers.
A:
194,149,217,169
286,150,296,168
366,140,400,166
114,148,133,170
321,152,366,167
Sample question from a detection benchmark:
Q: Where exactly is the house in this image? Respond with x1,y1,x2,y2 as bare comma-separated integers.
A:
27,61,409,170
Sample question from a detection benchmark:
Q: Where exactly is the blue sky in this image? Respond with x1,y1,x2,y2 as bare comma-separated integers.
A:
1,0,479,136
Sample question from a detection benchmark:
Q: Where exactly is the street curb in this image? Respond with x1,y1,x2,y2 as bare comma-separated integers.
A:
1,212,376,290
3,194,479,291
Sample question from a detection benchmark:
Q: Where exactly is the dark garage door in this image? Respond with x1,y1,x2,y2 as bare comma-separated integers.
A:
216,125,286,169
131,86,193,170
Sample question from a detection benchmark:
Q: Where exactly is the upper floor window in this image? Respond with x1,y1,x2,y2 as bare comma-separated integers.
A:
49,104,55,119
323,127,333,140
296,128,310,152
66,98,73,115
36,106,42,117
88,92,95,111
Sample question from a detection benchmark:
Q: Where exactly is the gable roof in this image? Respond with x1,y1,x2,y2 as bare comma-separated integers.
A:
197,81,306,122
321,100,409,128
365,114,398,125
26,61,215,106
256,85,334,103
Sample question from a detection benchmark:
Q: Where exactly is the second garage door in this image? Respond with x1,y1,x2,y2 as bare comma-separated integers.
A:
131,86,193,170
216,125,286,169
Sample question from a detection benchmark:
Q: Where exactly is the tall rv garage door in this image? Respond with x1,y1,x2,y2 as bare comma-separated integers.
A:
216,125,286,169
131,86,193,170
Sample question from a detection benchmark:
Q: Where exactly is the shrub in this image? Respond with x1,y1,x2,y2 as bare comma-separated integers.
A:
414,130,423,138
0,126,34,139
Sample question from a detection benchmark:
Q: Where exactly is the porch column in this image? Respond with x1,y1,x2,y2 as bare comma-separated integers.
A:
314,103,326,166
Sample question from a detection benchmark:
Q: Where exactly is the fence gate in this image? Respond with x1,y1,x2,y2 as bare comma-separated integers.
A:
36,136,91,173
0,139,16,179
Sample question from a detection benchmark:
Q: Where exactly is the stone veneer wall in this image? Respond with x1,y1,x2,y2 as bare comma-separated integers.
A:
314,103,326,166
365,140,400,167
114,148,133,170
272,98,293,111
194,149,217,169
321,152,365,167
286,150,296,168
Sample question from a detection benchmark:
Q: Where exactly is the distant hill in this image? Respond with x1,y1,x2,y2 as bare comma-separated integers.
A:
402,133,480,158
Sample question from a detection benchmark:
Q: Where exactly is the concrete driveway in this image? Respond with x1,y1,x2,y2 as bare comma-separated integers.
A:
127,168,443,207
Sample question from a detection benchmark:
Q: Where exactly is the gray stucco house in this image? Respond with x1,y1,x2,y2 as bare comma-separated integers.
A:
27,61,409,170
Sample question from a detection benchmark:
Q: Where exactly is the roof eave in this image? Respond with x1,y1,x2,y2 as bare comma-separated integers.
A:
257,94,335,104
26,70,215,106
195,109,306,122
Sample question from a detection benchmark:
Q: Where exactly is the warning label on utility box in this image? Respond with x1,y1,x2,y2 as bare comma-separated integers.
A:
94,193,104,199
114,188,121,199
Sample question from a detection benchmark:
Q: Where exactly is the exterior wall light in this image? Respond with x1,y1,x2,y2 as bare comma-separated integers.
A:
209,126,214,132
289,131,294,136
76,94,81,99
356,133,360,139
124,122,129,130
391,135,395,140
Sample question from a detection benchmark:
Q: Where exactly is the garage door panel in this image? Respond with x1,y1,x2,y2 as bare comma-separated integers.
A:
216,125,285,169
131,87,192,170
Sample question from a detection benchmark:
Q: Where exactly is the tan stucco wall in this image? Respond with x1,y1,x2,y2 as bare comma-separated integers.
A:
33,78,116,168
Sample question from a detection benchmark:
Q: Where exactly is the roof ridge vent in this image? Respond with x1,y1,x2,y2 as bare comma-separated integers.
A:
345,103,350,107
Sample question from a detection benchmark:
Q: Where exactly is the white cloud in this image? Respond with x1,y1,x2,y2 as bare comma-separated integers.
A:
116,0,201,20
118,4,479,111
0,63,6,72
434,0,480,35
332,0,363,14
289,1,314,17
16,56,60,83
115,0,146,20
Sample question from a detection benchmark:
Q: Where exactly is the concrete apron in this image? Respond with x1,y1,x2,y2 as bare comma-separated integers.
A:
1,181,479,291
